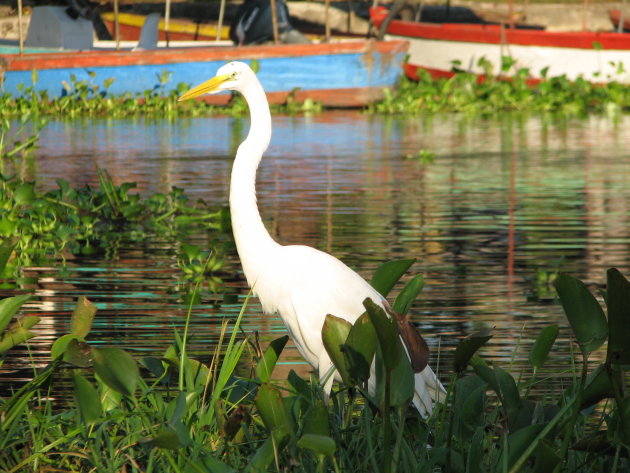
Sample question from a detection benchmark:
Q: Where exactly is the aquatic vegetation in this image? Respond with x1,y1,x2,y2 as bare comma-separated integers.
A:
3,60,630,118
1,117,230,293
0,112,47,176
0,72,320,120
372,62,630,115
0,290,38,358
0,169,230,288
1,250,630,472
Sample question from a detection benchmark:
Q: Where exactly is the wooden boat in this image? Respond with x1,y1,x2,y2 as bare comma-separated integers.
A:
371,6,630,83
0,40,408,107
101,12,230,41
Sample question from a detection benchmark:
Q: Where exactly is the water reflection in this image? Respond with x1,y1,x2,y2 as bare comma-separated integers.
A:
5,111,630,387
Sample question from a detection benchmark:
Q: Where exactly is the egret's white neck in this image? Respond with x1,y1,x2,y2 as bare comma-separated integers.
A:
229,79,279,287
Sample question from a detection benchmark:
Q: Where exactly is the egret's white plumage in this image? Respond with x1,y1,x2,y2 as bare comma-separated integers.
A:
179,61,443,416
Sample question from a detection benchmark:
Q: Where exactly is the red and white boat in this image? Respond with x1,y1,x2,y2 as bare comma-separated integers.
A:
371,6,630,83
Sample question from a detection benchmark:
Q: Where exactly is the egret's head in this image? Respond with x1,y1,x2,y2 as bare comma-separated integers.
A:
178,61,255,101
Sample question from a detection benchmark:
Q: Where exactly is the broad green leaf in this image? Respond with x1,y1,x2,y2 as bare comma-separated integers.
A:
364,298,402,370
471,357,502,398
0,218,17,237
168,391,188,426
73,373,102,424
606,268,630,364
393,274,424,315
581,363,615,407
247,437,275,473
372,339,415,408
256,335,288,383
255,383,291,440
298,434,336,457
0,316,39,354
97,378,123,412
195,455,237,473
92,347,140,397
471,358,520,413
302,401,330,436
388,346,415,407
288,369,311,399
343,312,377,385
533,440,562,473
0,294,31,334
183,357,210,389
370,259,415,297
529,325,558,370
495,365,521,413
181,243,200,261
13,182,36,205
453,329,492,373
141,429,181,450
499,424,545,470
13,315,39,331
454,375,487,429
141,356,166,379
555,274,608,355
70,296,96,339
51,334,77,360
0,242,15,273
322,314,352,385
427,447,465,472
467,428,485,473
63,338,92,367
171,420,193,447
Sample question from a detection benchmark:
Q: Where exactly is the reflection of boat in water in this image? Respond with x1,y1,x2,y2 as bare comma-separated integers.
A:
371,5,630,83
0,6,408,107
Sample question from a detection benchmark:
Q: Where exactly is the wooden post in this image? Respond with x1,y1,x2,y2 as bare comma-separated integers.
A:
269,0,280,44
114,0,120,50
164,0,171,46
17,0,24,55
325,0,331,42
582,0,589,30
217,0,227,41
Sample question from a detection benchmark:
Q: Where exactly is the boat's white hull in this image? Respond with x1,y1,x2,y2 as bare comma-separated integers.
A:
389,33,630,82
371,7,630,83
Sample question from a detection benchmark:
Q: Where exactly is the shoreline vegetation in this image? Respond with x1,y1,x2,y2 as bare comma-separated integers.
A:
3,62,630,118
2,236,630,471
2,72,630,472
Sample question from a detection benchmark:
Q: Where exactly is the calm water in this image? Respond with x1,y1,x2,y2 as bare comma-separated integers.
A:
4,111,630,387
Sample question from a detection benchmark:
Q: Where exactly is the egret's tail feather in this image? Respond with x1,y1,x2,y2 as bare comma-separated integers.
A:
412,366,445,418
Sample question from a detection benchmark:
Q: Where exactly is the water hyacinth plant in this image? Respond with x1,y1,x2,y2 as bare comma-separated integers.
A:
2,245,630,472
372,57,630,116
0,68,319,120
3,58,630,118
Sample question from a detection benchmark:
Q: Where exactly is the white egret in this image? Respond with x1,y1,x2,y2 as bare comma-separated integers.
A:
178,61,443,416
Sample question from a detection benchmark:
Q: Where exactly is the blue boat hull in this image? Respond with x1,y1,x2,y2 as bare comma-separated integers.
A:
1,40,408,106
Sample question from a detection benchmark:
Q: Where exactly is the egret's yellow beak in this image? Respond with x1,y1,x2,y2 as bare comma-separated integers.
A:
178,73,233,101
